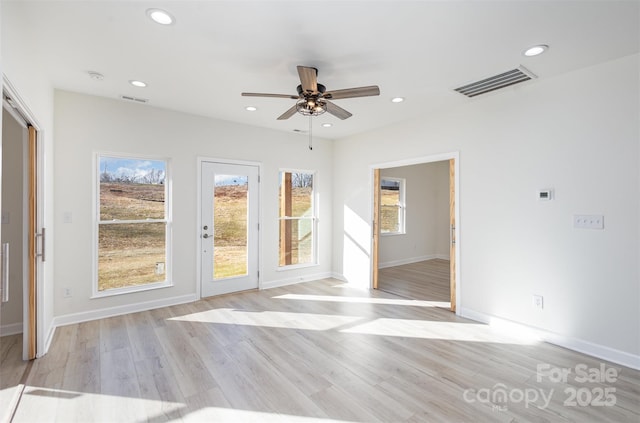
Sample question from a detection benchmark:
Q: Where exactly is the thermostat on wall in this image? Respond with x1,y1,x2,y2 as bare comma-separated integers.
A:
538,189,553,201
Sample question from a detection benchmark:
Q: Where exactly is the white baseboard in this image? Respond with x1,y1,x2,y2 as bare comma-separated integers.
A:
460,307,640,371
261,272,335,290
0,322,23,337
42,322,56,358
378,254,449,269
52,293,198,328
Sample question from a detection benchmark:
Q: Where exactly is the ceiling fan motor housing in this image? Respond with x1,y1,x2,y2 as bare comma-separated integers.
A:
297,83,326,96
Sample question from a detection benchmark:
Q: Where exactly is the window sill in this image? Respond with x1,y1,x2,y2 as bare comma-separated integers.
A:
381,232,406,237
277,263,319,272
91,280,173,299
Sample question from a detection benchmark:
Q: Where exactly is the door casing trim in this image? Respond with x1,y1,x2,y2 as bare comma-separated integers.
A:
369,151,461,314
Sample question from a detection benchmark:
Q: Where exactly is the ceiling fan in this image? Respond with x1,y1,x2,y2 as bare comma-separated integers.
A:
242,65,380,121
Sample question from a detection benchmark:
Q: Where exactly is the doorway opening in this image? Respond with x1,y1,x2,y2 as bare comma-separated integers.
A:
372,154,459,312
1,78,44,421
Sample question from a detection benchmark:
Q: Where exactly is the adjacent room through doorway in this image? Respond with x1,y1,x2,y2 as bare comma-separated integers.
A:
373,159,455,309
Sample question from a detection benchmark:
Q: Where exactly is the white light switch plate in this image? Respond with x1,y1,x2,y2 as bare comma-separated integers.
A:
574,215,604,229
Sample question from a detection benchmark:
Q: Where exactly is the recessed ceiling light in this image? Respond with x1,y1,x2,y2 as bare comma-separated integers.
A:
321,123,332,128
391,97,405,103
129,80,147,88
88,71,104,81
245,106,257,111
524,44,549,57
146,8,175,25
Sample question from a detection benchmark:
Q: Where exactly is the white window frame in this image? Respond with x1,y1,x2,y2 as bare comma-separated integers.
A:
92,152,172,298
380,177,406,236
277,169,318,270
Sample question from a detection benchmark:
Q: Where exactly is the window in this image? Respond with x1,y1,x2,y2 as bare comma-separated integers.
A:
380,177,405,235
279,171,316,267
95,154,170,295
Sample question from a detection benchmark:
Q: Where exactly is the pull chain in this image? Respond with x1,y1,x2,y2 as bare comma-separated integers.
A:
308,116,313,150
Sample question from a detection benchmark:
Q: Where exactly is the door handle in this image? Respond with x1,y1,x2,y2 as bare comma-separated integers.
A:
451,225,456,245
36,228,46,262
202,233,210,239
1,243,8,303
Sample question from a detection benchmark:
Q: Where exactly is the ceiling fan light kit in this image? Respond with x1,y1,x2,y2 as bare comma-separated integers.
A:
241,65,380,150
296,98,327,117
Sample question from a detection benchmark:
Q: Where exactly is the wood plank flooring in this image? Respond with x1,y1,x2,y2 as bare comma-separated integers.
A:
7,279,640,422
378,259,450,303
0,333,29,422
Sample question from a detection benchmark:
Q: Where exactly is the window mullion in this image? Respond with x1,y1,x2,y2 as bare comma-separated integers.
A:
99,219,167,225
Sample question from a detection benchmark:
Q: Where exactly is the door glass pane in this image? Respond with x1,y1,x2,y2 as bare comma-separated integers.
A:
214,174,248,279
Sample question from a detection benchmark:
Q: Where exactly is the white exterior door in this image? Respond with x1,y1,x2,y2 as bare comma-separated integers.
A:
201,161,259,297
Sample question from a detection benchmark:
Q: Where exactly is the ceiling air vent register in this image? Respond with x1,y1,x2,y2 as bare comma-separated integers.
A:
120,95,148,104
454,66,537,98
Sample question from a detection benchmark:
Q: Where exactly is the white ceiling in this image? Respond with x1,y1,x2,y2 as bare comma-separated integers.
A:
4,1,639,139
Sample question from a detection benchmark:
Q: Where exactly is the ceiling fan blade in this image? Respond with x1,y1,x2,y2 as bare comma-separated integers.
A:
242,92,299,99
325,100,352,120
297,66,318,93
323,85,380,100
277,104,298,120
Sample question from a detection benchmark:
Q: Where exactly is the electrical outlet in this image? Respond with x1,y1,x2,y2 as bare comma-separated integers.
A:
532,295,543,310
64,287,72,298
155,262,165,275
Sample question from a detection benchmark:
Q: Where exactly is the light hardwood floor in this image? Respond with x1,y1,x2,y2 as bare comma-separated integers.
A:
1,333,30,422
6,279,640,422
378,259,450,303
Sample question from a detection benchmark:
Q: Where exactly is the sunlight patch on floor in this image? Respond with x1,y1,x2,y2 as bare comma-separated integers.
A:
185,407,357,422
169,309,363,331
341,318,540,345
274,293,450,308
18,387,185,421
17,387,354,422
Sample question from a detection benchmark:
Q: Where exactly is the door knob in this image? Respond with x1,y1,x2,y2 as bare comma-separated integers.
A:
203,233,210,239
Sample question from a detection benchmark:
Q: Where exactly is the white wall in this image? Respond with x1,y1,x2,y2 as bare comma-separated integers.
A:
379,162,449,267
2,2,56,355
0,108,24,334
53,90,333,318
333,54,640,362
